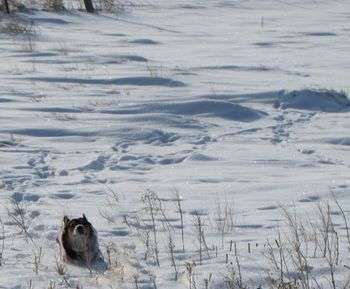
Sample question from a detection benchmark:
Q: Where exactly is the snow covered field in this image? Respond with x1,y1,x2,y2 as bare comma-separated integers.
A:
1,0,350,288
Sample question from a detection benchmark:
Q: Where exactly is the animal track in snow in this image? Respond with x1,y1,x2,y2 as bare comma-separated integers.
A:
51,192,76,199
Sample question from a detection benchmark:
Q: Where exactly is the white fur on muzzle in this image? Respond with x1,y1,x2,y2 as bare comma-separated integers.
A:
56,227,102,265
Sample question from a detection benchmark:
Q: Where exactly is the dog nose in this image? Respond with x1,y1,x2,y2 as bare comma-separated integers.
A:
76,225,85,235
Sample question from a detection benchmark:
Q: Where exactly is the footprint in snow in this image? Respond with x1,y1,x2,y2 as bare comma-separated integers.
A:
51,192,76,200
257,205,278,211
11,192,41,203
298,195,320,203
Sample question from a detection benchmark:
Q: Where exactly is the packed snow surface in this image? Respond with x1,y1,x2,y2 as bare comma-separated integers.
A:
0,0,350,288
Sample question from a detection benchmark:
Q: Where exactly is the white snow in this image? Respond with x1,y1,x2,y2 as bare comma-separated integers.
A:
1,0,350,288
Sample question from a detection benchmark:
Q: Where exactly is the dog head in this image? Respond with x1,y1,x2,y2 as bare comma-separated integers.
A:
58,214,102,266
61,214,96,259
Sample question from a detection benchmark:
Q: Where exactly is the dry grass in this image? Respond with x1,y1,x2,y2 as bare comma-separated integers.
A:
55,256,67,276
6,195,33,243
1,19,34,35
42,0,65,10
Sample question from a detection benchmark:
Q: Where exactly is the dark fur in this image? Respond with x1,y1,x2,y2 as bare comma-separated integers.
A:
58,214,101,265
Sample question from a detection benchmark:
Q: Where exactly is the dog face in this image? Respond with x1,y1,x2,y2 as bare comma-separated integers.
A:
58,214,101,265
62,214,94,254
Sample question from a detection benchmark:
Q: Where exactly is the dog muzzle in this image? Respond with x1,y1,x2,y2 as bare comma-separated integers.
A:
74,225,85,235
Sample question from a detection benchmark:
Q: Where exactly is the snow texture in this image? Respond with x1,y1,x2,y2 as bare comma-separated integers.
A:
0,0,350,288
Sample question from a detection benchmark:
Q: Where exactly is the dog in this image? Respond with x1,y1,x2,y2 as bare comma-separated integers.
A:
57,214,102,266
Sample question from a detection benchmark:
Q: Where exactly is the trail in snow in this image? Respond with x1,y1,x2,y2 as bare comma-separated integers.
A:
0,0,350,288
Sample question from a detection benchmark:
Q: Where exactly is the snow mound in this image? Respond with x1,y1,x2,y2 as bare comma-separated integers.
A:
186,152,218,161
104,100,267,122
26,76,186,87
275,89,350,112
326,137,350,146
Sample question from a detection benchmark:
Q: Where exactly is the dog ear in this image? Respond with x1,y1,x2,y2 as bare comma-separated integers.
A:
63,216,70,226
83,214,88,222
